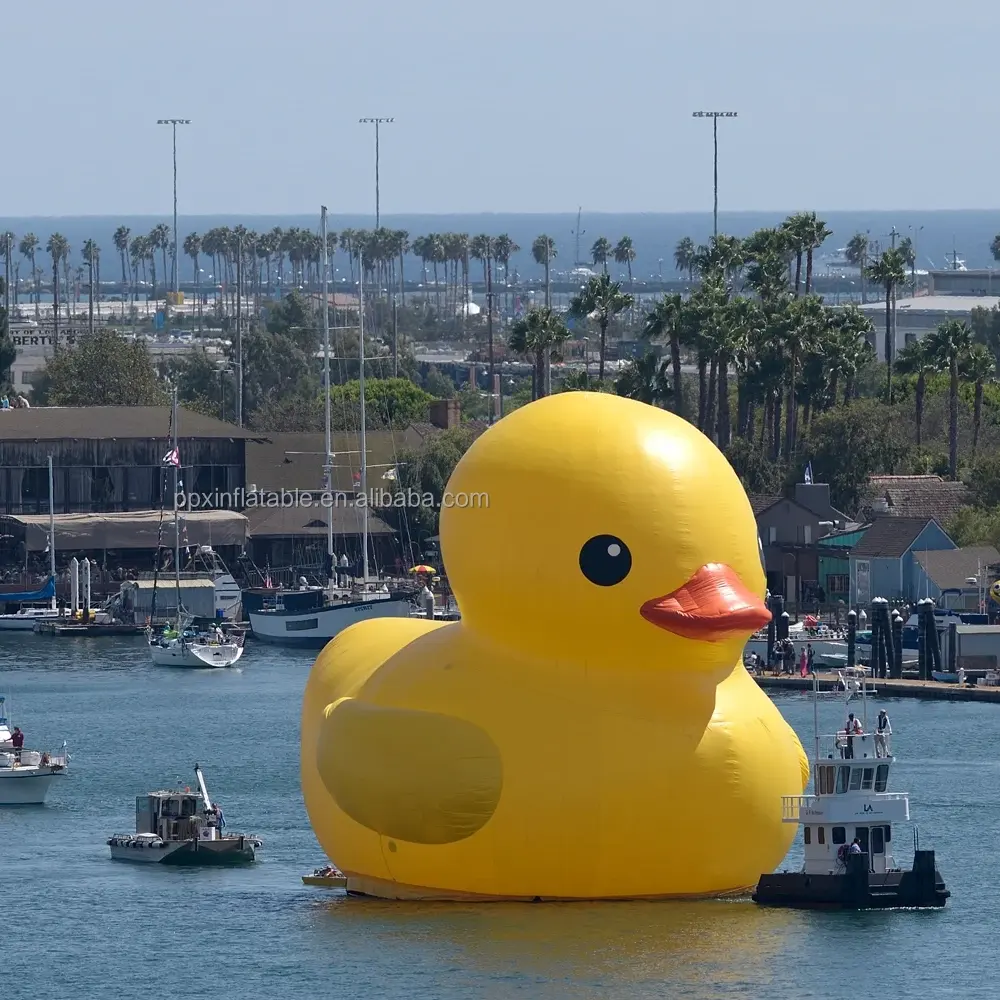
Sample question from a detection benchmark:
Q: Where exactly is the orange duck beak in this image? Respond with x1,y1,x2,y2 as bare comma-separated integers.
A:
640,563,771,642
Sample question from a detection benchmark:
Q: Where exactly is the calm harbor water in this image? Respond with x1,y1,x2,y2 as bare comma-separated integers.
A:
3,635,996,1000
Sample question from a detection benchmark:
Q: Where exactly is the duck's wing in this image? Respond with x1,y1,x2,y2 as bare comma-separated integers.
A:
316,698,503,845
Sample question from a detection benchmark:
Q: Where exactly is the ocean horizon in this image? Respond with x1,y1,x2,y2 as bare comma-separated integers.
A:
3,209,1000,284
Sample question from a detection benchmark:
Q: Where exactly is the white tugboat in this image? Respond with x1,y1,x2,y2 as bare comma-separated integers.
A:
108,764,261,866
0,697,69,805
754,679,949,909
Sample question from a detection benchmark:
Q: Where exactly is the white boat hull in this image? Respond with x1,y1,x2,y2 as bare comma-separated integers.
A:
0,765,62,804
149,639,244,668
249,597,413,648
0,611,59,631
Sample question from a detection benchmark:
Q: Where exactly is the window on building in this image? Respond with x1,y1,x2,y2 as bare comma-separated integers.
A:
818,826,826,845
803,525,812,545
768,526,777,544
21,370,40,384
827,574,849,594
872,827,885,854
861,768,874,791
804,826,811,845
836,766,851,794
849,768,863,791
832,827,846,845
875,765,889,793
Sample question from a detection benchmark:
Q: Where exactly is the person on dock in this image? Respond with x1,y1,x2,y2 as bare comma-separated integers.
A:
11,726,23,763
807,643,815,673
875,710,892,757
799,648,808,676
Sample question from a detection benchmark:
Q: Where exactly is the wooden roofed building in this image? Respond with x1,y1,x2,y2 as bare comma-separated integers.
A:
0,406,253,516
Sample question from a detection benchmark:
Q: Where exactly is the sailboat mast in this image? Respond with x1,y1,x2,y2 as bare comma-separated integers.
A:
359,252,369,583
172,385,180,615
47,454,56,610
321,206,334,588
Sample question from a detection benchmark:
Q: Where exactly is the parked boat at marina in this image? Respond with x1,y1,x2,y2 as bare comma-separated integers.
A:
753,678,949,909
108,764,260,865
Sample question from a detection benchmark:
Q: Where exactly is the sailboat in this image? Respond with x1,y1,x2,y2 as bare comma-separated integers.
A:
0,455,59,631
147,389,245,668
248,206,412,648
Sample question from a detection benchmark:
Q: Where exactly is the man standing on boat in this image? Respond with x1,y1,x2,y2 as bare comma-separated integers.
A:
11,726,23,763
844,713,862,759
875,710,892,757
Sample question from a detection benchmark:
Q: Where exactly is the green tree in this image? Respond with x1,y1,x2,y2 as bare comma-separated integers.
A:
37,329,166,405
844,232,869,303
614,351,670,406
803,399,910,514
423,365,455,397
0,276,14,384
642,293,687,418
590,237,612,273
568,273,633,382
894,339,940,447
962,343,996,462
673,236,697,282
508,307,570,399
19,233,40,317
531,235,557,308
967,455,1000,509
865,247,907,400
45,233,69,348
329,377,435,429
926,319,973,479
113,226,131,317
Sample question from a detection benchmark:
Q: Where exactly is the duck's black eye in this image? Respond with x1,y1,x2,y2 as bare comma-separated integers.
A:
580,535,632,587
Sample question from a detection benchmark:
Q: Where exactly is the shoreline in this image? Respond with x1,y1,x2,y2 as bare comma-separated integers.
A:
756,672,1000,703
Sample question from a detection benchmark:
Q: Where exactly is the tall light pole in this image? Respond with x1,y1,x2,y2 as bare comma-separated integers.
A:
692,111,738,238
358,118,394,228
156,119,191,296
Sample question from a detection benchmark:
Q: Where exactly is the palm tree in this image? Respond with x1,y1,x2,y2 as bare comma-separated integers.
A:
494,233,519,317
81,239,100,329
569,273,634,383
866,247,908,401
45,233,69,349
991,234,1000,264
844,232,869,304
802,213,832,294
781,295,827,457
19,233,39,317
184,233,202,333
894,340,940,447
615,351,671,405
149,224,171,302
113,226,131,319
532,235,557,308
508,307,570,399
780,214,809,296
963,343,996,462
613,236,635,284
898,236,916,294
674,236,697,282
590,237,612,274
927,319,973,479
643,293,686,418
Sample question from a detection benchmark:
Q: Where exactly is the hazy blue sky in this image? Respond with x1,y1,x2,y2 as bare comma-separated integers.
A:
6,0,999,216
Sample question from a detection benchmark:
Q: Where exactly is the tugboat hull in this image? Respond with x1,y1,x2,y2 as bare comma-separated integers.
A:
109,837,257,866
754,850,949,909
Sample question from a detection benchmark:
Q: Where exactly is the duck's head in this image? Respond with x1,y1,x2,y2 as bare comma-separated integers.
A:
441,392,768,676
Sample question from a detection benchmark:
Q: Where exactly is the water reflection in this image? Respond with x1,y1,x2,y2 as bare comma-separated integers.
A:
316,896,799,995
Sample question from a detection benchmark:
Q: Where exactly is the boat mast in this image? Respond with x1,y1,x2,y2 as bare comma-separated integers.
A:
359,251,369,583
172,384,181,619
47,454,56,611
321,206,334,589
812,670,820,796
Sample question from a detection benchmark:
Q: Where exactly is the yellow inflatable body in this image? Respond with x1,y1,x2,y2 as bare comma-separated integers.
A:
301,392,809,900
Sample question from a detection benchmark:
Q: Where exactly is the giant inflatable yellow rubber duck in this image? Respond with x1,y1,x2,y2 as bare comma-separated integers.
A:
301,391,809,900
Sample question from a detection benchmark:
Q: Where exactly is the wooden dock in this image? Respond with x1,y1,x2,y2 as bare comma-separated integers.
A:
756,672,1000,703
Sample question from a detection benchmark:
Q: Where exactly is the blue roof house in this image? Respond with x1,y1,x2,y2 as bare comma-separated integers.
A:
849,517,955,605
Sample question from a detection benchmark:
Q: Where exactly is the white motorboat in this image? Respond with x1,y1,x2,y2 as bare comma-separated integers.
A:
0,605,60,631
248,211,412,647
0,698,68,805
108,764,260,865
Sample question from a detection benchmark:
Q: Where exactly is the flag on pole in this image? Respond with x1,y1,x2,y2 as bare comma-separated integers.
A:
163,447,180,467
804,462,813,485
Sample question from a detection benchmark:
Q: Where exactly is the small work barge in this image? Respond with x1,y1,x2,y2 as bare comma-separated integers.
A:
753,679,950,910
108,764,261,866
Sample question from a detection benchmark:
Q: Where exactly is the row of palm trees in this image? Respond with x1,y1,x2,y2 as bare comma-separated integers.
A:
895,325,996,477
